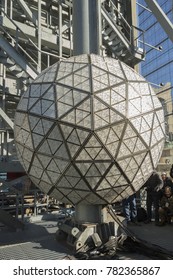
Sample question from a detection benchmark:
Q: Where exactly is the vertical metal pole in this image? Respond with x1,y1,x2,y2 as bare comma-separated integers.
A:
46,195,49,212
75,204,103,223
73,0,101,55
58,3,62,58
34,190,37,216
73,0,90,55
21,194,24,221
3,131,7,157
10,0,13,18
37,0,42,72
88,0,101,54
4,0,7,13
131,0,139,72
69,6,73,57
96,0,102,55
16,193,19,219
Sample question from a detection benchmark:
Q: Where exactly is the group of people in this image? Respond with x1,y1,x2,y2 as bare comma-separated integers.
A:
122,168,173,226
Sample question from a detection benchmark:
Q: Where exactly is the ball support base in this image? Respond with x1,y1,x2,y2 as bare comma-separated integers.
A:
55,205,126,252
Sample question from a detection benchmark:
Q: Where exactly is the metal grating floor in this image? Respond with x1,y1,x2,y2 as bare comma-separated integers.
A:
0,218,74,260
0,235,71,260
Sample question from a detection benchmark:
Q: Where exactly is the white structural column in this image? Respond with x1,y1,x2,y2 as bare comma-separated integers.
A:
144,0,173,43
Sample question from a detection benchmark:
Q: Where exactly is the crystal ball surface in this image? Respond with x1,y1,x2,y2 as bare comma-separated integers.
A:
14,54,165,205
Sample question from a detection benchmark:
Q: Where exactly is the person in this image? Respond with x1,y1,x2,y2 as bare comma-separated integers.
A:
143,170,163,225
169,164,173,179
161,172,173,193
122,193,139,225
158,186,173,226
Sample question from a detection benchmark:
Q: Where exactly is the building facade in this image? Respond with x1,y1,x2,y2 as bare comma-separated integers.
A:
138,0,173,91
138,0,173,172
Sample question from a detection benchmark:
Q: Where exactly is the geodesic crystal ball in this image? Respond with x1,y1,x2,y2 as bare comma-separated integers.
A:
14,54,165,205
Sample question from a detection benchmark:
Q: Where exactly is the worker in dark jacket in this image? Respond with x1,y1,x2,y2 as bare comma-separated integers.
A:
143,170,163,225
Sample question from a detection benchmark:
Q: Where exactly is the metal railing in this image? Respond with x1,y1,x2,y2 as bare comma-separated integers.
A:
101,0,145,58
0,189,49,219
0,9,62,74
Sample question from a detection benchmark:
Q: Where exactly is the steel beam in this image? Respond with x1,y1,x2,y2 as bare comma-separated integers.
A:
0,108,14,129
0,36,38,79
144,0,173,43
16,0,37,26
